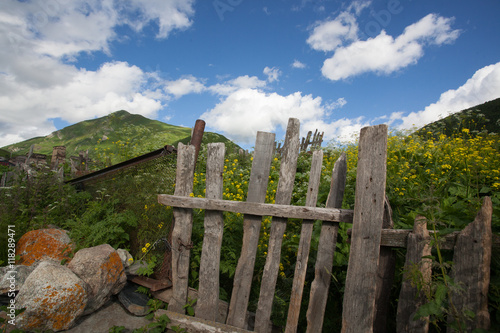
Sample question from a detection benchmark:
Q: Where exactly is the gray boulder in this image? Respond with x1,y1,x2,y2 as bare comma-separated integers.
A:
68,244,127,315
16,228,74,266
0,264,37,295
15,261,88,332
117,248,134,269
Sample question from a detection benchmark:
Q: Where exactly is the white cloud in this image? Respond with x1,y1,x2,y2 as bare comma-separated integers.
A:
163,75,206,98
347,0,372,16
0,61,165,147
118,0,195,38
263,66,281,82
0,0,195,147
201,88,327,143
302,117,370,143
198,71,356,145
397,62,500,129
292,60,306,69
200,74,351,144
209,75,267,96
326,97,347,110
307,11,359,52
309,11,461,81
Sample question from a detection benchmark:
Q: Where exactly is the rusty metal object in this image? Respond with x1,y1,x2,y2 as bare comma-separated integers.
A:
190,119,205,166
128,275,172,292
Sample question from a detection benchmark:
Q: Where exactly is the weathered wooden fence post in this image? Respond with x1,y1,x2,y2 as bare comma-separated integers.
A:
306,152,347,333
397,215,432,333
341,124,387,333
285,149,323,333
255,118,300,332
373,196,397,333
168,143,196,314
448,196,492,332
196,143,226,321
226,131,275,329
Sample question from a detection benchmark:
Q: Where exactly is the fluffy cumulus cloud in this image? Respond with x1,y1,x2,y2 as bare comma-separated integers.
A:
292,60,306,69
200,75,350,144
307,11,359,52
209,75,267,96
119,0,195,38
201,88,325,143
163,75,206,98
0,61,164,146
263,66,281,82
308,6,461,81
0,0,195,147
396,62,500,129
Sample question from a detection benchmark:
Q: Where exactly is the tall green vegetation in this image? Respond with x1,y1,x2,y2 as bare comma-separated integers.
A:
1,119,499,331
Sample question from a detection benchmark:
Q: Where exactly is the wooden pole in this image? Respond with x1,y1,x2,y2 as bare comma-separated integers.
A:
448,197,492,332
196,143,226,321
226,131,275,329
306,152,347,333
396,216,432,333
285,150,323,333
168,143,196,314
341,124,387,333
254,118,300,332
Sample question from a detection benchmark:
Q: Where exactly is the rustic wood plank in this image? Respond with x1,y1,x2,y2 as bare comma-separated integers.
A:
255,118,301,333
156,310,253,333
226,131,275,329
347,228,500,250
341,124,388,333
448,196,492,332
127,275,172,292
373,196,397,333
154,287,230,324
197,143,226,321
168,143,196,314
396,216,432,333
154,287,265,330
285,150,323,333
158,195,354,223
306,152,347,333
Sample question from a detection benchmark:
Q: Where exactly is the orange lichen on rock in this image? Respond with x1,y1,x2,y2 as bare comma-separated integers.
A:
18,281,86,331
16,229,73,266
100,251,124,282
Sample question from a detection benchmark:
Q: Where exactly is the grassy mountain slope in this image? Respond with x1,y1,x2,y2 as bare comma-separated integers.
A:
416,97,500,137
2,110,237,159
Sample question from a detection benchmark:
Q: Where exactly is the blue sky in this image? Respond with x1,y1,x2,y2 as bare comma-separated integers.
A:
1,0,499,149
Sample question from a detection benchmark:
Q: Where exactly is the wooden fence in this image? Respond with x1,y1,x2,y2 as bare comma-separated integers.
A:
156,118,494,332
275,129,324,155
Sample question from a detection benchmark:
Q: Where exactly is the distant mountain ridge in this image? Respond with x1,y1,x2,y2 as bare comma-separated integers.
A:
1,110,237,160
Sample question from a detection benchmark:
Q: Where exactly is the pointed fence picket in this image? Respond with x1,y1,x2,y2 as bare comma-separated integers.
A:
156,118,495,333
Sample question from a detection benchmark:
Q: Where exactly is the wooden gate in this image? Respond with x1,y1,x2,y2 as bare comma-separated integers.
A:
155,118,493,332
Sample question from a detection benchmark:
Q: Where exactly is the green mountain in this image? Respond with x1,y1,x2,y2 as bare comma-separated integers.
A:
416,97,500,137
2,110,237,161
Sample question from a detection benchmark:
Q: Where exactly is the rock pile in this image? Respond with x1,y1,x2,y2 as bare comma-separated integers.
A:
0,228,137,332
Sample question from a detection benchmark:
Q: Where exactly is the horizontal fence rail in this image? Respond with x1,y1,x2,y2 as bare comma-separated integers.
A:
157,195,354,224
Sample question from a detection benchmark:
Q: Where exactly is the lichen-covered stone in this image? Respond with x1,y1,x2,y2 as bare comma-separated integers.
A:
0,265,37,295
16,228,73,266
15,261,88,332
68,244,127,315
117,248,134,268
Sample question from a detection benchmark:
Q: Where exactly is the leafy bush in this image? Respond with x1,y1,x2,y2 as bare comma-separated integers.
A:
63,190,138,250
0,166,91,263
